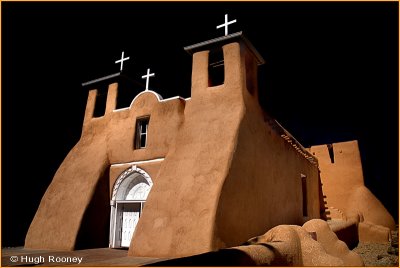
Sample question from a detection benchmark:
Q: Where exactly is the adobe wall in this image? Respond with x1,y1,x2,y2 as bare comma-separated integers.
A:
25,83,185,250
130,41,321,257
26,38,322,255
310,141,395,241
103,87,186,164
25,119,110,250
150,219,363,266
109,161,162,197
130,43,246,257
213,46,321,249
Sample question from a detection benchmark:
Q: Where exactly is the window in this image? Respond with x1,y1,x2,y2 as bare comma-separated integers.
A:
301,174,308,217
135,117,150,149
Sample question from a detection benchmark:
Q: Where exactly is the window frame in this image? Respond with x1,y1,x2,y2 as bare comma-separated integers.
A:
134,116,150,149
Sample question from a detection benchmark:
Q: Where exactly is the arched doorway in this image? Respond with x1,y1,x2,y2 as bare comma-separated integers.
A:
109,165,153,248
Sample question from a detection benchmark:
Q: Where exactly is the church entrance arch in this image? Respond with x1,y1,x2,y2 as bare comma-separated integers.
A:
109,165,153,248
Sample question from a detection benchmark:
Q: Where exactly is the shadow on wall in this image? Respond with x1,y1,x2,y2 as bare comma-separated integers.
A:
75,167,110,249
145,247,258,266
146,219,365,267
146,242,298,267
332,220,359,250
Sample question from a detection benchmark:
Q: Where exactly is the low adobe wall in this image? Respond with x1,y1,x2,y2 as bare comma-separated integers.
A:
149,219,363,266
310,141,395,243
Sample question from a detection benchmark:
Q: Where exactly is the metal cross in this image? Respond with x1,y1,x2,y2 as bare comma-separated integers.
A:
115,51,130,71
216,14,237,36
142,68,155,91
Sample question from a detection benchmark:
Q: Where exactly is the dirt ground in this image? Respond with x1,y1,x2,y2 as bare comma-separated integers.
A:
353,227,399,267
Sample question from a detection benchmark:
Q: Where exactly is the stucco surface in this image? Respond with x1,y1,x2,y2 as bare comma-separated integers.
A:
358,221,391,243
130,41,321,257
148,219,363,266
25,133,109,250
238,219,363,266
130,44,246,257
105,89,185,164
302,219,364,266
109,161,162,198
327,219,359,249
25,83,185,250
214,47,321,249
26,39,323,256
310,141,395,243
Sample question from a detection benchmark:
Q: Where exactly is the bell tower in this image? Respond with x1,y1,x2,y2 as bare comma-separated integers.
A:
184,31,265,100
129,32,268,258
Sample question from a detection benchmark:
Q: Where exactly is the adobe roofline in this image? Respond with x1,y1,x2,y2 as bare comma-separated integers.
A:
265,114,319,166
184,31,265,66
82,72,122,87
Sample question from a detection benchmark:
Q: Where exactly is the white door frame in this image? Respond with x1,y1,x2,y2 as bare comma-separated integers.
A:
109,165,153,248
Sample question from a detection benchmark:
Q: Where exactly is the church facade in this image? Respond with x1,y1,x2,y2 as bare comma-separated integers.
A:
25,32,394,258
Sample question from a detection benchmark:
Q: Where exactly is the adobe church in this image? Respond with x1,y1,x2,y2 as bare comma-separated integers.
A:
25,19,395,259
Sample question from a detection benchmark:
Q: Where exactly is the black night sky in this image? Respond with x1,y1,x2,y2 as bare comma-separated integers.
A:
2,2,398,247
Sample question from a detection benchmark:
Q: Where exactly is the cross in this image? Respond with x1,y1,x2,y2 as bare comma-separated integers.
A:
141,68,155,91
115,51,130,71
216,14,237,36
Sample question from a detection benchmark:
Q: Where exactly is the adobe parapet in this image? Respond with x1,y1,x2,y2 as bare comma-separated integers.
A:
81,74,187,130
184,31,265,65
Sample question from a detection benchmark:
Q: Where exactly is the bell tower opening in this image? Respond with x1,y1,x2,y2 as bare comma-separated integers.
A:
208,48,225,87
93,87,108,118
